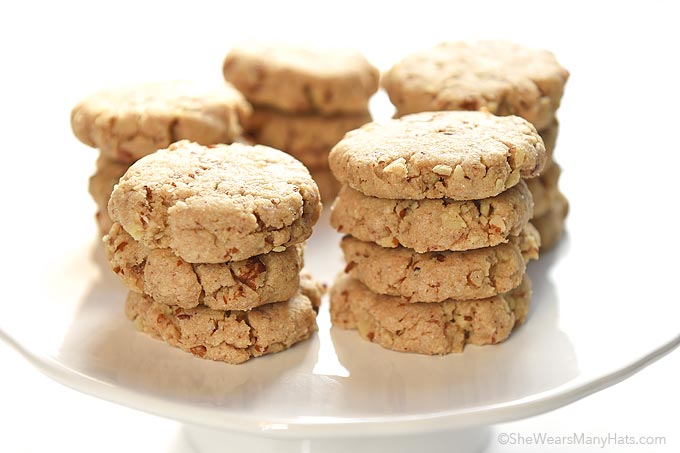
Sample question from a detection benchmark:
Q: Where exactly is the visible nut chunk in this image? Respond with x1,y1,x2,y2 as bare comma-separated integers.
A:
441,211,467,230
452,164,465,180
377,236,397,248
383,158,408,178
432,164,453,176
272,245,287,252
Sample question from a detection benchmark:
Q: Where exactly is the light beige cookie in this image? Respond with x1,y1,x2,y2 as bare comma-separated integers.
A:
126,274,323,364
223,43,379,115
382,41,569,130
309,165,341,202
533,191,569,250
89,155,129,235
109,140,321,263
329,111,545,200
71,81,252,163
330,180,533,252
105,222,304,311
246,108,371,167
341,223,539,302
539,121,558,160
330,274,530,355
526,161,561,218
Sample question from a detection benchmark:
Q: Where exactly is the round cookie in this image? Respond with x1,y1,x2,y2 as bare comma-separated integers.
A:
330,180,533,252
526,160,561,218
246,108,371,167
309,165,341,202
126,274,323,364
533,191,569,250
382,41,569,130
109,140,321,264
330,274,531,355
329,111,546,200
71,81,252,163
106,222,304,311
223,43,379,115
341,223,539,302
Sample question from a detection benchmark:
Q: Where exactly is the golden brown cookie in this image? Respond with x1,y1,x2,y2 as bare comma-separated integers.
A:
105,223,304,311
223,43,379,115
382,41,569,130
126,274,323,364
341,223,539,302
533,191,569,250
330,180,533,252
71,81,251,163
330,274,531,355
329,111,546,200
109,140,321,263
245,108,371,167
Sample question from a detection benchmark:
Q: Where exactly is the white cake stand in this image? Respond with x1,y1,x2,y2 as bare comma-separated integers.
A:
2,182,679,452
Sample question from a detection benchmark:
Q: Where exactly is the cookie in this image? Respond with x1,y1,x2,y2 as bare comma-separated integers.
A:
533,191,569,250
539,121,558,160
526,161,561,218
329,111,545,200
246,108,371,167
71,81,252,163
89,155,128,234
382,41,569,131
223,43,379,115
126,274,323,364
109,140,321,263
330,273,530,355
330,180,533,252
105,222,304,311
341,223,539,302
309,165,341,202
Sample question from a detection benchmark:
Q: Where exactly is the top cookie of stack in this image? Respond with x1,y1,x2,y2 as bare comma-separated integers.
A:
223,43,379,201
382,41,569,249
328,110,545,355
71,81,252,235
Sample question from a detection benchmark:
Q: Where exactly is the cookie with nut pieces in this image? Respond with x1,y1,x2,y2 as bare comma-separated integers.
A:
330,273,531,355
328,111,546,200
341,223,539,302
330,180,533,252
108,140,321,264
71,81,252,163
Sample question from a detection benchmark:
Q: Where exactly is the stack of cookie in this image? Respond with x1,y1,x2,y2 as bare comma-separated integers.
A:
222,43,379,201
382,41,570,249
71,80,252,235
104,140,323,364
328,111,546,355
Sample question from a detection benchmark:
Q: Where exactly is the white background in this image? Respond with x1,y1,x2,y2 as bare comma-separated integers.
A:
1,1,679,451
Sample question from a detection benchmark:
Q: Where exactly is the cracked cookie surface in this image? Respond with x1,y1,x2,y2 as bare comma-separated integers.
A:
109,140,321,263
126,274,323,364
382,41,569,130
71,81,252,163
341,223,539,302
328,111,546,200
106,223,304,311
330,180,533,252
245,108,371,167
223,43,379,115
330,273,530,355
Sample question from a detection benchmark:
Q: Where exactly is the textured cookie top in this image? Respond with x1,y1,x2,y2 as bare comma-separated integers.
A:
382,41,569,130
109,140,321,263
329,111,545,200
71,81,252,163
223,43,379,114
